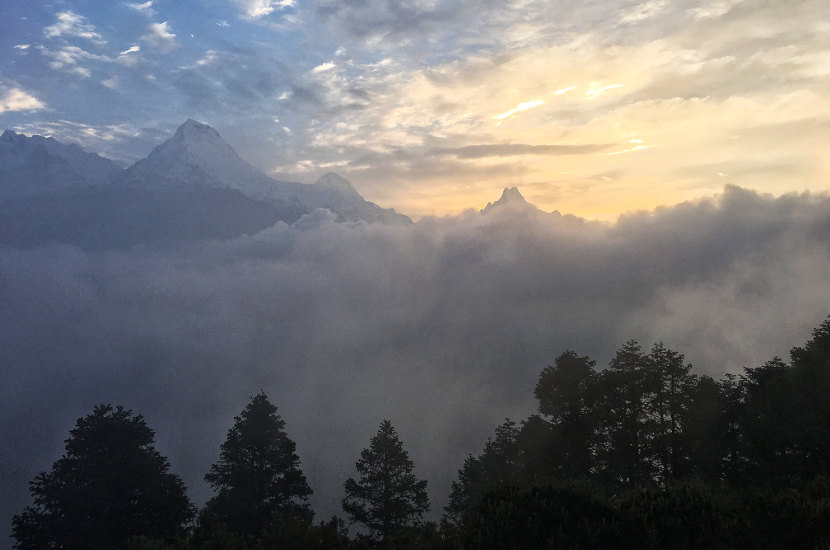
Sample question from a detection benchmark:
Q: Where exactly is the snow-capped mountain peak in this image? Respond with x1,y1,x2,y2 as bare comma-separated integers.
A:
128,119,281,198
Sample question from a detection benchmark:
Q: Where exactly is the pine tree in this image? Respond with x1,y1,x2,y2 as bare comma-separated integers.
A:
534,350,597,479
203,392,312,535
595,340,655,488
12,404,194,550
342,419,430,544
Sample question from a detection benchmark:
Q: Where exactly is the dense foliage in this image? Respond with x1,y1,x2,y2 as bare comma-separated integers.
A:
11,405,194,550
202,392,313,535
342,420,430,544
12,317,830,549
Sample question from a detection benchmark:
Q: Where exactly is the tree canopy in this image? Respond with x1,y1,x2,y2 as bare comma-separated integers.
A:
203,392,313,535
12,404,194,550
342,419,430,544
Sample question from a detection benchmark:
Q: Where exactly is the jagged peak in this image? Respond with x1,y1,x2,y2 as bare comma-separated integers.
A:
481,186,531,213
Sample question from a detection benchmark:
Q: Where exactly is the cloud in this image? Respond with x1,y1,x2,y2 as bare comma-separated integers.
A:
120,45,141,56
141,22,179,53
233,0,296,19
37,44,111,77
125,1,157,17
430,143,611,158
492,99,545,120
620,0,668,23
101,76,120,90
313,0,480,44
311,61,336,73
688,0,744,20
0,87,46,113
1,185,829,541
43,11,106,45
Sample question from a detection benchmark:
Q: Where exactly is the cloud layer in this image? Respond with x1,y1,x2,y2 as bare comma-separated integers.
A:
1,186,828,543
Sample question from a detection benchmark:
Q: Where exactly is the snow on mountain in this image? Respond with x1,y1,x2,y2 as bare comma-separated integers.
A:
125,119,281,198
0,120,411,249
308,172,411,225
0,130,120,199
126,120,410,224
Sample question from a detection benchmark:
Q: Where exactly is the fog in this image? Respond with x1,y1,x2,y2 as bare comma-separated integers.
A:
2,185,829,544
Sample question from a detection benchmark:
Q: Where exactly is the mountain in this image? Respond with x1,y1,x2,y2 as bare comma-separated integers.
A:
481,186,533,214
308,173,411,224
480,187,564,218
0,120,410,249
126,119,282,199
126,119,410,225
0,130,120,199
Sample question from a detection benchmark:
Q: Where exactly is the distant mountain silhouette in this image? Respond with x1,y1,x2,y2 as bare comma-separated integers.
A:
0,120,410,249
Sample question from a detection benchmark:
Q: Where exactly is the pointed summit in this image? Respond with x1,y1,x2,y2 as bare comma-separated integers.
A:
481,186,532,213
127,119,281,198
497,187,527,204
173,119,223,144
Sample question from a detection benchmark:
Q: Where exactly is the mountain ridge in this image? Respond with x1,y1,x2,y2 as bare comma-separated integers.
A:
0,120,412,249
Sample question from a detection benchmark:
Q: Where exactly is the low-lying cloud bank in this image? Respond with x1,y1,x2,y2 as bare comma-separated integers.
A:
2,185,829,544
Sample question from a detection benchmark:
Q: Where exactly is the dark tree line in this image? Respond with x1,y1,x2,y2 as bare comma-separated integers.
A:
11,318,830,549
446,318,830,548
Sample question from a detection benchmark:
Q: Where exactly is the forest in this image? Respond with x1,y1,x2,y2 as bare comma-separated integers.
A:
11,317,830,550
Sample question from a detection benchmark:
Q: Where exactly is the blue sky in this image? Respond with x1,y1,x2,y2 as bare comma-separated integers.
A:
1,0,829,218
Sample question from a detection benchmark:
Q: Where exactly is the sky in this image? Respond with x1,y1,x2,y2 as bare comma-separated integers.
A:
1,0,829,219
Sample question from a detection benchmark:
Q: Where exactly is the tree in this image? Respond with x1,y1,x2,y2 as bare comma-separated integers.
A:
445,419,523,523
534,351,597,479
594,340,656,488
342,420,430,544
788,316,830,478
12,404,194,550
646,343,693,483
203,392,312,535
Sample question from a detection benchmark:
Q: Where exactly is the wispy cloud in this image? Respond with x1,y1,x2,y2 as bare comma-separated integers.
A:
620,0,668,23
492,99,544,120
311,61,336,73
101,76,120,90
431,143,611,159
125,1,157,17
584,82,623,100
43,11,106,45
37,44,111,77
688,0,744,20
141,22,179,53
233,0,295,19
